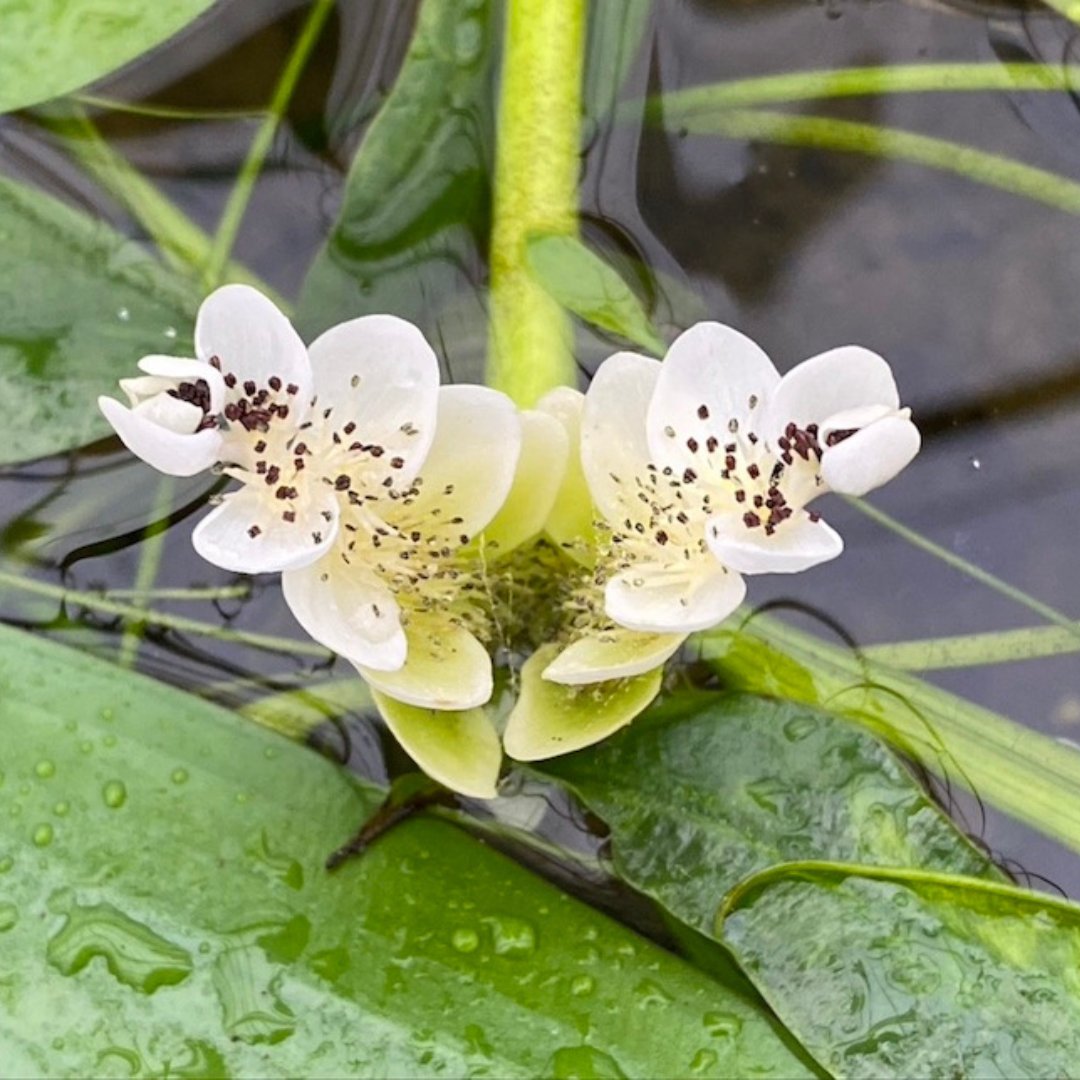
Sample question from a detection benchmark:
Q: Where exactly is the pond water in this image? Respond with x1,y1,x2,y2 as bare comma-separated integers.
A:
2,0,1079,902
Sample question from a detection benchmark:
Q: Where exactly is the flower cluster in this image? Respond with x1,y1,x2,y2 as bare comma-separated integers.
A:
101,286,919,796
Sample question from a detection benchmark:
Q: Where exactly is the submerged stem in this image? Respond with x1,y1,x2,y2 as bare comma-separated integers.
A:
203,0,335,287
863,622,1080,671
486,0,587,405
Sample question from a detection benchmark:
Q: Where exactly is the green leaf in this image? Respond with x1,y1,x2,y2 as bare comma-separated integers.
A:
295,0,496,378
720,863,1080,1078
526,234,667,355
0,175,200,465
531,692,998,934
0,1,217,116
0,624,808,1076
240,678,371,740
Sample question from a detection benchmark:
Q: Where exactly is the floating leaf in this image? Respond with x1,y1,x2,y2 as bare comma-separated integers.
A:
0,0,216,116
721,863,1080,1078
0,175,200,465
0,624,809,1076
526,234,667,355
531,692,998,933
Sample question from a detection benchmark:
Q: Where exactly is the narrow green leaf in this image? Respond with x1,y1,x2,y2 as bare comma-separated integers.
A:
863,622,1080,671
531,692,997,934
0,623,809,1077
0,0,216,116
240,678,370,740
0,175,200,465
526,234,667,355
720,863,1080,1078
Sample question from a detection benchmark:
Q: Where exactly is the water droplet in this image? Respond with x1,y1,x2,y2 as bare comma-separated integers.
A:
0,903,17,932
970,456,981,471
47,899,193,993
79,741,93,756
263,746,279,760
212,945,295,1044
570,974,595,997
547,1046,627,1079
34,760,55,779
32,823,54,847
163,326,178,340
171,768,189,785
53,801,70,817
704,1011,744,1039
116,307,130,322
690,1048,719,1073
451,928,480,953
782,714,819,742
0,855,13,874
634,978,674,1008
103,734,118,748
102,781,127,809
482,915,537,958
101,707,115,723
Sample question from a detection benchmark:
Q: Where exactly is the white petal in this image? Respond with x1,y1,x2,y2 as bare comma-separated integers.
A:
195,284,312,409
372,691,501,799
646,322,780,472
133,393,204,433
537,387,595,562
481,409,568,557
542,629,685,685
706,509,843,574
357,620,493,711
821,415,921,496
605,561,746,634
307,314,440,485
282,560,406,671
191,484,338,574
137,354,226,411
765,346,899,443
401,386,521,539
503,644,663,762
98,395,222,477
581,352,661,525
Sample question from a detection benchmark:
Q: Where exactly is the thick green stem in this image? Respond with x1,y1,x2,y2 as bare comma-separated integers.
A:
486,0,587,405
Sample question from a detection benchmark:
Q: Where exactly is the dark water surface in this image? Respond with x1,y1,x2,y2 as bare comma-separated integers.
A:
2,0,1080,898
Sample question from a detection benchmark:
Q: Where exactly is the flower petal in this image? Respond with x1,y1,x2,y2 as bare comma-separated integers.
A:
706,508,843,574
821,415,921,496
581,352,660,525
646,322,780,472
372,691,501,799
282,560,406,671
764,346,899,443
537,387,595,564
191,484,338,574
605,561,746,634
195,284,312,408
503,644,663,762
98,395,222,476
137,354,226,411
307,314,440,485
401,385,521,540
542,629,685,686
480,409,568,557
357,619,493,711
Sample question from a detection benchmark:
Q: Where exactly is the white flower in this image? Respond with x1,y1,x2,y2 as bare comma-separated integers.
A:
282,384,522,712
99,285,441,575
581,323,920,634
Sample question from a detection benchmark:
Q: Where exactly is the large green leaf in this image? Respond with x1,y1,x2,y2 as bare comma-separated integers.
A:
295,0,496,378
0,175,200,465
531,692,998,934
0,624,809,1077
0,1,217,116
720,864,1080,1078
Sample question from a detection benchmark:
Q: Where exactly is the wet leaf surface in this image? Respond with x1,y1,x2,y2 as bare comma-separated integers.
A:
0,626,809,1077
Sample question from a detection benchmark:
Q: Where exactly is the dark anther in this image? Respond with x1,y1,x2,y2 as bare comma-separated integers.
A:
697,404,710,419
224,373,237,389
686,437,699,453
209,355,222,369
247,525,261,538
808,511,822,522
369,445,385,457
682,468,697,484
243,380,256,396
825,428,858,447
268,376,282,391
254,440,266,453
747,463,760,479
335,475,351,491
706,436,719,453
735,490,746,503
344,421,356,435
656,530,669,545
265,465,281,485
742,511,761,528
286,383,299,395
390,456,405,469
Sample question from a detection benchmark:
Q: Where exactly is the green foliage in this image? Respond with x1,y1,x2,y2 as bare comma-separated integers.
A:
531,692,998,933
0,0,216,115
0,624,809,1077
526,234,666,355
721,865,1080,1077
0,175,199,465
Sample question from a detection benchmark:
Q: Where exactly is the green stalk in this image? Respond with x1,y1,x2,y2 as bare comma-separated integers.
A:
639,62,1079,117
203,0,335,288
668,108,1080,217
486,0,587,405
863,623,1080,671
0,570,329,659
